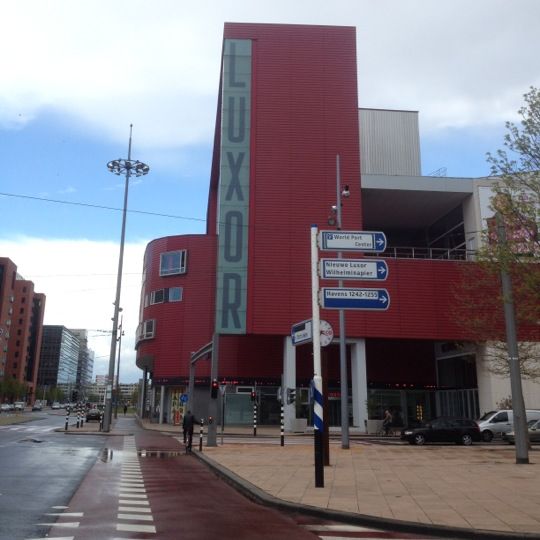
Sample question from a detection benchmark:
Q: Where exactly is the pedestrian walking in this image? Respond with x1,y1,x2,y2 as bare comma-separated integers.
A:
183,410,196,452
383,409,393,436
123,403,128,415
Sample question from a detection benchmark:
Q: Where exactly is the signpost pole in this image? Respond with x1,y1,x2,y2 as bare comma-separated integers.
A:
311,225,324,488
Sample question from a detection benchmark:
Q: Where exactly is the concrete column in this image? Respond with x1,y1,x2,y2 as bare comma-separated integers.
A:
159,385,165,424
351,338,367,429
283,335,296,431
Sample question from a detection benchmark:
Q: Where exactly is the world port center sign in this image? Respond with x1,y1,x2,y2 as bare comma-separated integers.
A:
318,230,390,311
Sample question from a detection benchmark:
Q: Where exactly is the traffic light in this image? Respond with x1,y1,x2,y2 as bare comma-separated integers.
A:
250,390,256,402
286,387,296,405
211,379,219,399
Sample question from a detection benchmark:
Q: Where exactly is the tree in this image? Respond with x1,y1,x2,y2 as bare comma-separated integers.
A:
461,87,540,380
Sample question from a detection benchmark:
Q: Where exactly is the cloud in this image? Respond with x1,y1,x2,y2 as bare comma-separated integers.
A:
0,236,148,383
1,0,539,149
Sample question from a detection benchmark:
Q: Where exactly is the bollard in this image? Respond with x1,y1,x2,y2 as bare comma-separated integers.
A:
80,403,84,428
253,401,257,437
99,410,104,431
76,404,80,429
280,402,284,446
199,419,204,452
65,407,70,431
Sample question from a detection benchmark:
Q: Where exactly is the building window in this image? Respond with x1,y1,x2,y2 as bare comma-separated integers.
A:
160,250,187,276
168,287,183,302
20,308,24,314
150,289,165,305
148,287,183,304
137,319,155,342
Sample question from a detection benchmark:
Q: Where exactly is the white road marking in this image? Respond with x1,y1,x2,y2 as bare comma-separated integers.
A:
117,493,147,499
45,512,84,517
119,499,149,505
116,523,156,533
119,506,152,513
118,513,154,521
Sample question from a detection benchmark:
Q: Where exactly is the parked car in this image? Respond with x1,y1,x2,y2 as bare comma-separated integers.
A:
504,419,540,445
32,401,43,411
51,402,61,410
476,409,540,442
0,403,12,413
400,416,481,446
14,401,26,412
86,407,103,422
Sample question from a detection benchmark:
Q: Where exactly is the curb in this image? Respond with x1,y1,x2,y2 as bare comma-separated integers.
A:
194,451,540,540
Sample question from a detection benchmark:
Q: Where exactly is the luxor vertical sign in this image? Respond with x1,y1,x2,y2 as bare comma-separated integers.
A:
215,39,252,334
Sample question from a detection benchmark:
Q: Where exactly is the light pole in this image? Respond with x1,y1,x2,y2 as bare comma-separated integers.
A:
103,125,149,432
114,313,125,419
328,155,350,449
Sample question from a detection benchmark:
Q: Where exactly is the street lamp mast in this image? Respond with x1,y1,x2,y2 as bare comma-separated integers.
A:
103,125,149,432
329,155,350,449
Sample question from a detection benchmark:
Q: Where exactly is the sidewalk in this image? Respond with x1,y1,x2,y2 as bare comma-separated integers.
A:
140,419,540,539
61,417,540,538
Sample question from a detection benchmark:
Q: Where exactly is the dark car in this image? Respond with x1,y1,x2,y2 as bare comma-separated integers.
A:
86,407,103,422
400,416,481,446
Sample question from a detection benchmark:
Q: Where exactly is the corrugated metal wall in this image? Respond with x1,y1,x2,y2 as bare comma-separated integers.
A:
359,108,421,176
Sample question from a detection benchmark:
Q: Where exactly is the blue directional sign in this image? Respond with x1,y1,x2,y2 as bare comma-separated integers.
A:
321,288,390,310
180,394,189,403
319,230,387,252
320,259,388,281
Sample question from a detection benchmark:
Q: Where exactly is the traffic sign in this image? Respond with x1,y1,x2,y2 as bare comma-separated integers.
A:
180,393,189,403
320,288,390,310
320,258,388,281
319,230,387,252
291,319,312,345
291,319,333,346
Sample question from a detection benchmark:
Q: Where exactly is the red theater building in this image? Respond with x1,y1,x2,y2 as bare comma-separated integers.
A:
136,23,540,429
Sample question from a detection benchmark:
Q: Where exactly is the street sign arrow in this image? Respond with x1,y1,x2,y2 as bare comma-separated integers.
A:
320,288,390,310
320,258,388,281
319,230,387,253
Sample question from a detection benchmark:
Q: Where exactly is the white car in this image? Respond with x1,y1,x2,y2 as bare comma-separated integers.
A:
51,402,61,410
14,401,25,411
1,403,12,413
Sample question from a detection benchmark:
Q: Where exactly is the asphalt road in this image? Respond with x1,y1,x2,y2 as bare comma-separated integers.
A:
0,411,104,540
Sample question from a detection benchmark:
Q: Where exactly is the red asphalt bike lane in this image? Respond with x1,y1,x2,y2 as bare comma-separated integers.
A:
44,417,316,540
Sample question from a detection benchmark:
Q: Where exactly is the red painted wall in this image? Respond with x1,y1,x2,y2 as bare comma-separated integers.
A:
137,235,216,379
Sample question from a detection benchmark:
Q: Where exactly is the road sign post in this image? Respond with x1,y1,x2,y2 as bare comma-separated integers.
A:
321,288,390,310
319,230,387,252
320,259,388,281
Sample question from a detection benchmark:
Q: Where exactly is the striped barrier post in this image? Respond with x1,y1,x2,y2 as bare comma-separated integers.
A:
280,402,284,446
80,403,84,427
199,419,204,452
65,407,70,431
313,375,324,487
99,410,104,431
253,401,257,437
76,404,80,429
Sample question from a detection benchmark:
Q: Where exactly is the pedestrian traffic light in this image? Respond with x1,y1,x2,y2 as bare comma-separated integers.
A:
211,379,219,399
250,390,256,402
286,387,296,405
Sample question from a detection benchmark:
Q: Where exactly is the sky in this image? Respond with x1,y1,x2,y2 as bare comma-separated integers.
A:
1,0,539,383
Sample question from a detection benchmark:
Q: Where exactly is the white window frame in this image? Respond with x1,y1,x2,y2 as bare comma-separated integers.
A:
159,250,187,276
150,289,165,305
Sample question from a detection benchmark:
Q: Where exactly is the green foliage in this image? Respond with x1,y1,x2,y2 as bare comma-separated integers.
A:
464,87,540,380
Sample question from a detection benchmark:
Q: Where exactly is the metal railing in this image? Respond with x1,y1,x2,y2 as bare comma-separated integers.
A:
367,246,473,261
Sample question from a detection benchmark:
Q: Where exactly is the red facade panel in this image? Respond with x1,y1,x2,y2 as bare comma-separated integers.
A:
137,235,216,379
